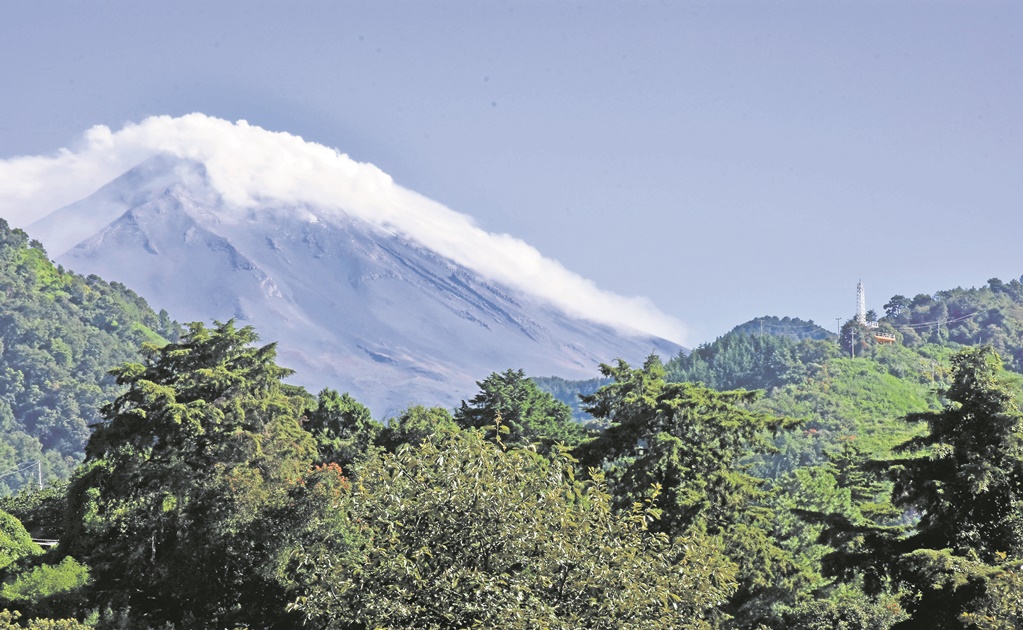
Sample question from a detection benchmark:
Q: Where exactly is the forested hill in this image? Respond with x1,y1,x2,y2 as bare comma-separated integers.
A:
0,220,179,491
881,278,1023,371
728,316,834,342
544,278,1023,466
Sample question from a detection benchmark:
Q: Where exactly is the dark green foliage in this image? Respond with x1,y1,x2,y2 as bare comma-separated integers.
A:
376,404,459,451
889,347,1023,560
305,388,382,470
63,321,316,629
577,356,797,534
780,588,906,629
0,483,68,540
813,347,1023,628
667,327,840,393
884,278,1023,372
455,368,586,451
574,356,803,626
0,220,180,489
729,316,835,342
531,374,609,422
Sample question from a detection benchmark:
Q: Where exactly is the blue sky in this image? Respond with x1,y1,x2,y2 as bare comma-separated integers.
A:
1,1,1020,345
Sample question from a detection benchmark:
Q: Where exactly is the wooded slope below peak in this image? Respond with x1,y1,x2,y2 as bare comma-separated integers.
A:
0,219,179,491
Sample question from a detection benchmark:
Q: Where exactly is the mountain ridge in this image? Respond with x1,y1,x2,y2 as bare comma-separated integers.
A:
29,155,682,416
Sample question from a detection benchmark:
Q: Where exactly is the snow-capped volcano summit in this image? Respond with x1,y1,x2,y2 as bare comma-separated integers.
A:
12,115,686,415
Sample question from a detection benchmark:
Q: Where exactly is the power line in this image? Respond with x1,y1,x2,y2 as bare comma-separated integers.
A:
894,311,979,330
0,459,44,489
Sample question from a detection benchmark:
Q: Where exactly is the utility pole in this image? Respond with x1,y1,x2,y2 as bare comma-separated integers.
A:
835,317,842,338
37,460,42,490
851,328,856,358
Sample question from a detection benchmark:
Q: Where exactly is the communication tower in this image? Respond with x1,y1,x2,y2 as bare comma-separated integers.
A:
856,281,867,325
856,281,895,344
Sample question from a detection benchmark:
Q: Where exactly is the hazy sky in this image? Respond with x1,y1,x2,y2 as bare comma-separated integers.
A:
1,1,1020,344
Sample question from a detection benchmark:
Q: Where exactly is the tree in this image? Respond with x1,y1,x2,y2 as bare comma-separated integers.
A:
574,356,802,625
63,321,316,628
288,430,737,629
305,388,381,470
883,295,909,320
890,347,1023,560
814,347,1023,628
376,404,459,451
0,511,38,572
0,609,89,629
576,356,796,534
455,369,585,451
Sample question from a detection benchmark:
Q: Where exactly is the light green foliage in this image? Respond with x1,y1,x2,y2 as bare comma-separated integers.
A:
305,388,382,469
455,368,586,451
0,220,181,489
0,609,89,629
0,557,89,604
666,321,942,488
63,321,316,629
290,430,736,629
0,510,39,571
753,352,940,486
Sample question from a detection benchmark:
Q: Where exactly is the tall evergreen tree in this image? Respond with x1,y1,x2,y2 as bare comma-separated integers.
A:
63,321,316,628
455,369,585,451
574,356,803,626
814,347,1023,628
305,388,381,470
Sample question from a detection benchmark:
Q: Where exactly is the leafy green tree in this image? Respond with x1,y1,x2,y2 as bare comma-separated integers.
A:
376,404,459,451
574,356,802,625
455,368,585,451
0,557,90,619
62,321,316,629
884,295,909,320
576,356,796,534
305,388,381,469
289,430,737,629
0,511,38,571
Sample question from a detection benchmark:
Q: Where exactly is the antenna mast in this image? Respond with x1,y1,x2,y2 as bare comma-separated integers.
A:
856,280,867,325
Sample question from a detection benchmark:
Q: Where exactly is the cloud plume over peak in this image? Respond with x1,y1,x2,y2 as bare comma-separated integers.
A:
0,114,688,344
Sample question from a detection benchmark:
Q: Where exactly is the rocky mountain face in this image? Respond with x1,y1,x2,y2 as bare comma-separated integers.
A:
30,155,682,416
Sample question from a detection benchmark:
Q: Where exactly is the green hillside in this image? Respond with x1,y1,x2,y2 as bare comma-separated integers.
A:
0,220,179,492
3,225,1023,627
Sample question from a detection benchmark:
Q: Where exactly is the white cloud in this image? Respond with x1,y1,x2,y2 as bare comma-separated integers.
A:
0,114,689,344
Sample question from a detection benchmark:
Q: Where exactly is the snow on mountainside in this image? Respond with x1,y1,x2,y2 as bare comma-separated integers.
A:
29,155,682,415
